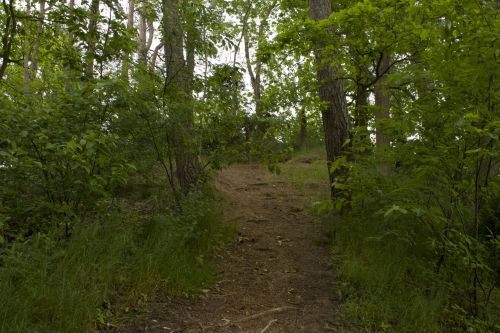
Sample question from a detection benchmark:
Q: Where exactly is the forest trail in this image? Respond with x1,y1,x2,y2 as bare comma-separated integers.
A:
132,163,340,332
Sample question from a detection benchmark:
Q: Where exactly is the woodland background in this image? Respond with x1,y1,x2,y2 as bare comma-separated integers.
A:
0,0,498,332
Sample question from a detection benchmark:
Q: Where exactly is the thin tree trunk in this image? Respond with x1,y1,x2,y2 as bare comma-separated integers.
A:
243,28,260,112
309,0,351,199
374,52,391,173
243,0,277,119
298,107,307,149
0,0,16,82
23,0,31,93
146,19,154,53
121,0,134,79
354,85,369,127
150,43,163,70
352,51,371,129
185,22,196,91
375,52,391,146
243,0,278,126
30,0,45,76
137,3,155,63
84,0,99,79
64,0,75,91
351,41,372,130
127,0,134,28
138,4,147,62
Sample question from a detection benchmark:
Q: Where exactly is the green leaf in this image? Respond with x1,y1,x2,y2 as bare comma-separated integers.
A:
420,29,429,40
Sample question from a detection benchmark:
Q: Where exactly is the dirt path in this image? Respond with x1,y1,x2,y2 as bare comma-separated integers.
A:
129,163,340,332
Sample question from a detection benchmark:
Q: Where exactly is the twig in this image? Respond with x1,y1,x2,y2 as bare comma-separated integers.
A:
260,319,278,333
201,306,296,331
230,306,296,324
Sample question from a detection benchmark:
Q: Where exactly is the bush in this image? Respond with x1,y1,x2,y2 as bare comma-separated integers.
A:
333,152,500,333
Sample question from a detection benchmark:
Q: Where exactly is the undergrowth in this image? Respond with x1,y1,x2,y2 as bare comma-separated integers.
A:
0,189,231,333
280,148,500,333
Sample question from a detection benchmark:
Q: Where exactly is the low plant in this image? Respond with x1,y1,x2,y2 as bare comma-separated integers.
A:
0,190,231,333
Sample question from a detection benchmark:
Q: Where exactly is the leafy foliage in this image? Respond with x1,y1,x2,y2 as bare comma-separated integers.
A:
0,0,498,331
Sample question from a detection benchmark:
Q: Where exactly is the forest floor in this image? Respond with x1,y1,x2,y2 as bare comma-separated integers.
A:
123,162,344,333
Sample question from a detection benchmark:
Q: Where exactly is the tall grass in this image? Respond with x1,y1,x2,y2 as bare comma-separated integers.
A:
333,215,448,332
0,191,231,333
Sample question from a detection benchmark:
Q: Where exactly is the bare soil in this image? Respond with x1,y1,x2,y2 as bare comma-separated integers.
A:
124,163,341,332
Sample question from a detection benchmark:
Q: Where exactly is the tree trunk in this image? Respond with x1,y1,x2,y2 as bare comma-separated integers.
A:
243,1,277,125
375,52,391,146
146,19,154,55
84,0,99,79
30,0,45,77
243,28,261,114
0,0,16,82
150,43,163,70
374,52,391,173
353,82,371,154
354,85,369,125
162,0,200,192
298,107,307,149
23,0,31,93
185,19,196,91
138,4,147,62
352,51,371,129
121,0,134,79
127,0,134,28
309,0,351,199
64,0,75,91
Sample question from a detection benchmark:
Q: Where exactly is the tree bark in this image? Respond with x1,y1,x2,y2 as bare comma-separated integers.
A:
309,0,351,199
374,52,391,173
375,52,391,146
150,43,163,70
63,0,75,91
146,19,154,53
354,84,369,127
138,4,147,62
352,50,371,129
0,0,16,82
243,28,261,113
30,0,45,76
162,0,200,192
298,107,307,149
120,0,134,79
185,19,196,91
84,0,99,79
127,0,134,28
23,0,32,93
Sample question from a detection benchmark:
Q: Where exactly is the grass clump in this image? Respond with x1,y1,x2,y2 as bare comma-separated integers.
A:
0,190,231,333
